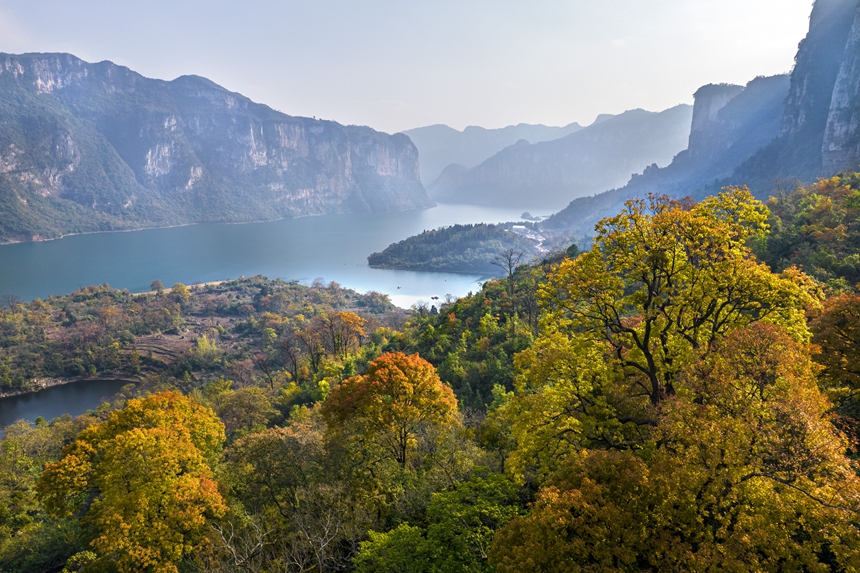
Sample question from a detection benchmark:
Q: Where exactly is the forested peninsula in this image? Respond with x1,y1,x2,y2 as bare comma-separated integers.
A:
4,174,860,572
367,222,545,274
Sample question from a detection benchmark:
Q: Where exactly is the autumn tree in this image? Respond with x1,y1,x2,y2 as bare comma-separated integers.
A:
219,411,375,572
811,292,860,427
321,352,458,469
540,188,817,405
318,311,367,358
507,189,821,476
170,282,191,306
36,392,227,573
492,324,860,572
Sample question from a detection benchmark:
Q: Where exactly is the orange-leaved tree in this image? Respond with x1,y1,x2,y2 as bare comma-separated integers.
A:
36,391,226,573
321,352,458,469
811,292,860,429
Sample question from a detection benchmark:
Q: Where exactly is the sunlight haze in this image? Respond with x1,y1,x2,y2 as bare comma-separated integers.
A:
0,0,815,133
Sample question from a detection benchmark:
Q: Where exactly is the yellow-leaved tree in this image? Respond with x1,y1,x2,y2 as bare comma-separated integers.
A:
506,188,822,478
36,391,226,573
491,324,860,571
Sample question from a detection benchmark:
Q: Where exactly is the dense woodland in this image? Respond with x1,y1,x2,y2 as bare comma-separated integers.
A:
367,223,544,274
5,175,860,572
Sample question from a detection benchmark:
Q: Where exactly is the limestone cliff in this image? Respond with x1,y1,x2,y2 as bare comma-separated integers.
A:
823,4,860,173
0,53,432,242
733,0,859,184
687,84,745,156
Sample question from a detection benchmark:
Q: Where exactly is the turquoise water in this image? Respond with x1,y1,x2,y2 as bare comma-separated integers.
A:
0,203,543,308
0,203,551,425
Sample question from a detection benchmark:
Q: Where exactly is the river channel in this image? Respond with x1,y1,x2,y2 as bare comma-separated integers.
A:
0,202,549,425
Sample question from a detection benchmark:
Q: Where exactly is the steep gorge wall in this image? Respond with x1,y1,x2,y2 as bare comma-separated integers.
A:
823,4,860,173
734,0,860,183
688,84,745,154
0,53,431,242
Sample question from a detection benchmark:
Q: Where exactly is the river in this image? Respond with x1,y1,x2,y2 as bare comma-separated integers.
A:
0,202,550,425
0,203,544,308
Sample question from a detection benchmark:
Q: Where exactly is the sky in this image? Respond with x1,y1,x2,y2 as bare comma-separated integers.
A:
0,0,814,134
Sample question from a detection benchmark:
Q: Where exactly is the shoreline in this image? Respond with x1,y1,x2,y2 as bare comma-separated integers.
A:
0,203,438,246
0,375,142,400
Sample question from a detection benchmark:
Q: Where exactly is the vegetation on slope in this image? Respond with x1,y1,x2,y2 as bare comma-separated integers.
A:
367,223,542,274
4,181,860,572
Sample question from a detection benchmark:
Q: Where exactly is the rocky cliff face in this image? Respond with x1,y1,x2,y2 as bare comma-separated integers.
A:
427,105,692,210
0,53,432,242
546,0,860,236
730,0,860,184
687,84,745,156
823,4,860,173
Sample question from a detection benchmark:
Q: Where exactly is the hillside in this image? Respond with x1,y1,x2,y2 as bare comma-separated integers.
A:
428,105,693,210
367,222,544,274
401,122,582,185
0,53,433,243
5,181,860,571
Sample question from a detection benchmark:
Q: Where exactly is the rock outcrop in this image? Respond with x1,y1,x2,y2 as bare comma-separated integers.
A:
0,53,432,243
544,0,860,236
687,84,746,155
823,4,860,173
732,0,859,185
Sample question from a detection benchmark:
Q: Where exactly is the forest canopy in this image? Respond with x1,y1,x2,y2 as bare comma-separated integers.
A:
3,180,860,572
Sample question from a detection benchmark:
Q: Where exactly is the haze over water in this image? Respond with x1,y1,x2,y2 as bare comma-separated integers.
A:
0,203,540,308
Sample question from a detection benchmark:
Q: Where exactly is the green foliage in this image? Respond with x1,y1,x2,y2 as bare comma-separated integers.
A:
355,473,523,573
9,182,860,572
368,223,540,274
757,172,860,285
354,524,433,573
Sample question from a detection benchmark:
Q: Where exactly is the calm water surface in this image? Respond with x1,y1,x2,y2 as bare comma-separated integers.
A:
0,380,132,428
0,203,549,424
0,203,543,308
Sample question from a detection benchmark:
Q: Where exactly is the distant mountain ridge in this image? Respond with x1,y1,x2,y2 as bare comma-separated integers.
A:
428,105,693,210
545,0,860,234
400,122,582,185
0,53,432,243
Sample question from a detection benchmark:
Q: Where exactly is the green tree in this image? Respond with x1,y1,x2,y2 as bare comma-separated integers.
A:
354,473,522,573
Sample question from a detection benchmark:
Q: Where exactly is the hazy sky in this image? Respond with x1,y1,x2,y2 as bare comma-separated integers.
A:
0,0,814,133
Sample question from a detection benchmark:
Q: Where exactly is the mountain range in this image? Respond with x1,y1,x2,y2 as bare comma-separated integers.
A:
426,105,693,210
0,53,432,243
400,122,582,185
